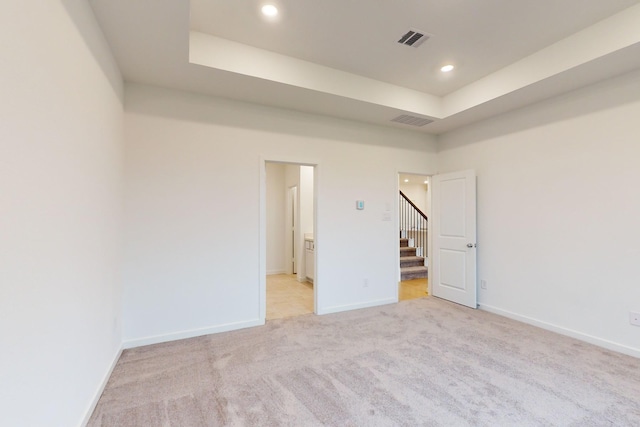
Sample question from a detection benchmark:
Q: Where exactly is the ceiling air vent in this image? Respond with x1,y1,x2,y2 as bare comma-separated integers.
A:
391,114,434,127
397,29,430,48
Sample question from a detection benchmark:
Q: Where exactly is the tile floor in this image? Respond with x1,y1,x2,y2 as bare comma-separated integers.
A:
266,274,428,320
266,274,314,320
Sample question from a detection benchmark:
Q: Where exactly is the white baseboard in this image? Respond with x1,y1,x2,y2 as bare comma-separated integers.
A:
266,269,286,275
81,344,123,426
479,303,640,359
123,318,265,349
318,298,396,315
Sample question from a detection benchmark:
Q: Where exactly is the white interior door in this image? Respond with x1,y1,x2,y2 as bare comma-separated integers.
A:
431,170,477,308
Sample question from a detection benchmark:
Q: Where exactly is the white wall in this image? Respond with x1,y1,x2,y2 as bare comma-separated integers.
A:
285,165,300,189
437,70,640,357
123,83,437,345
266,163,286,274
300,165,315,236
0,1,124,426
399,181,429,213
298,165,315,279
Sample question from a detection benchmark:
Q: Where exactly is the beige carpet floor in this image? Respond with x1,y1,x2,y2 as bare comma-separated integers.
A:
89,298,640,426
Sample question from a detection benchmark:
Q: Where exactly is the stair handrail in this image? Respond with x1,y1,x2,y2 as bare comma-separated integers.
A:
399,191,428,222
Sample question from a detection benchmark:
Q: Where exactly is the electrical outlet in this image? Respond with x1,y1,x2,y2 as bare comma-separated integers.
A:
630,312,640,326
363,278,369,288
480,279,488,290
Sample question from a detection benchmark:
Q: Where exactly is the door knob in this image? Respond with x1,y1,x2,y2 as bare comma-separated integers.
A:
466,243,474,248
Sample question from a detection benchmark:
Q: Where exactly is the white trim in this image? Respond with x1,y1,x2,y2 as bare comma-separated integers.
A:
318,298,396,315
266,269,286,275
261,155,321,167
396,170,434,296
426,178,433,297
259,158,267,322
81,345,123,426
122,319,264,349
312,164,320,315
395,174,401,283
479,303,640,359
260,157,320,319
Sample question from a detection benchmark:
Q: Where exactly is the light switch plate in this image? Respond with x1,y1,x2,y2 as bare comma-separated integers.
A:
356,200,364,210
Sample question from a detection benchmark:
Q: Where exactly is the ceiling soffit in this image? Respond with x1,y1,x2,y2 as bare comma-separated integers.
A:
90,1,640,134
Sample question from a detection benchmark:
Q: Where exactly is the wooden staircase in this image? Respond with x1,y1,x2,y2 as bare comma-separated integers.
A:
400,238,428,280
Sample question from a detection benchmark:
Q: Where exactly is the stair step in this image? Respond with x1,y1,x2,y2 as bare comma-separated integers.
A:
400,256,424,268
400,238,409,247
401,266,428,281
400,246,416,256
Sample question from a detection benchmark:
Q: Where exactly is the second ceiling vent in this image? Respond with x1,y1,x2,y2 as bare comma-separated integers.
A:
397,29,431,48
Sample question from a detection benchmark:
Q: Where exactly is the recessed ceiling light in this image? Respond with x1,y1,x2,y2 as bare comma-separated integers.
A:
261,4,278,17
404,179,409,183
441,64,455,73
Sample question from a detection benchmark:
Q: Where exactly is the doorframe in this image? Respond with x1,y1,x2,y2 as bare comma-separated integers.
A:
260,156,320,321
285,185,297,275
395,171,433,299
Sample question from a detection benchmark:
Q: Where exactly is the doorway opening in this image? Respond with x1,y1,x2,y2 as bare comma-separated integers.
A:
398,173,430,301
265,162,316,320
